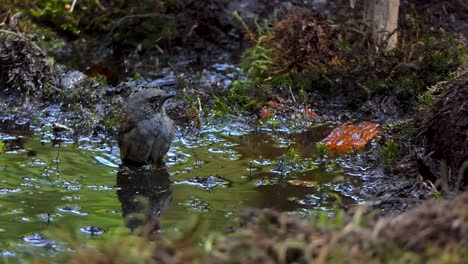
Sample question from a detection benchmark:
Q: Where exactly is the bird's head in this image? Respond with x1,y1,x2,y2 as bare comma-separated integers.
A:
125,88,175,120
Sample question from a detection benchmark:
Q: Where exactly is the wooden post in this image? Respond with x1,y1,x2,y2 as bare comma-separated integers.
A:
364,0,400,50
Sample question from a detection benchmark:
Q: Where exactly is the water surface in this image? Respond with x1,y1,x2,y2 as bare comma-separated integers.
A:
0,119,367,259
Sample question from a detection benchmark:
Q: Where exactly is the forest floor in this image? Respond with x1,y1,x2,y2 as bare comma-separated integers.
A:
0,0,467,263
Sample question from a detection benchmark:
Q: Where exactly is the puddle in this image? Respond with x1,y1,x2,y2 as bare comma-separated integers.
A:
0,53,378,259
0,119,370,258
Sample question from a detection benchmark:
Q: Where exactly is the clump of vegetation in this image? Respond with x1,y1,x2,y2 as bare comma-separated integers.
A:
31,216,205,264
0,30,58,97
0,28,115,106
230,9,337,112
0,0,229,55
273,148,302,177
381,140,401,170
315,142,328,159
416,79,447,111
268,9,337,72
273,148,321,177
234,7,465,110
26,0,175,53
0,0,251,56
208,192,468,263
212,96,233,117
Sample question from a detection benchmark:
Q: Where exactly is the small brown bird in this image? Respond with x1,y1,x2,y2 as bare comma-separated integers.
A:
118,88,175,166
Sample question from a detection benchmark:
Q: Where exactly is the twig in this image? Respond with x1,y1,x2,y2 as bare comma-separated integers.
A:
385,62,404,81
94,0,106,11
54,141,62,172
42,141,62,187
288,85,296,103
0,13,7,26
70,0,78,12
455,0,468,11
232,10,257,43
197,95,202,112
378,26,400,51
439,160,450,195
168,63,182,88
455,160,468,193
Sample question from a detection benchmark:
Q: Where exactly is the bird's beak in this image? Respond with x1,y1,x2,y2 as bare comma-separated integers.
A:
162,94,175,102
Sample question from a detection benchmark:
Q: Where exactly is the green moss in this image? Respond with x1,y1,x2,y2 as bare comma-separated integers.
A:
102,116,119,132
212,96,232,117
262,116,281,128
229,79,262,112
28,0,82,34
2,0,181,55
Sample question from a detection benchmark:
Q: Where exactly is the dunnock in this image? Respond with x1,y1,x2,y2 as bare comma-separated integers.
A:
118,88,175,165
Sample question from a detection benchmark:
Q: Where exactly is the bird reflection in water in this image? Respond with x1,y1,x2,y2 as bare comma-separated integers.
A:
116,166,172,239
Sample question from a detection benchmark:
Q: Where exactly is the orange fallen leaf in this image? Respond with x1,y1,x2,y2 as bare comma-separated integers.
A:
267,100,280,108
323,121,380,154
260,108,270,118
304,108,319,117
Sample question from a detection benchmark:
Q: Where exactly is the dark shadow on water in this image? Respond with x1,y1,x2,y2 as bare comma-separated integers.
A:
116,166,172,237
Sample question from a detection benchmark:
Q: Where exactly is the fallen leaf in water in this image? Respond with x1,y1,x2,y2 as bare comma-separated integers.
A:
323,121,380,154
304,108,319,117
288,179,316,187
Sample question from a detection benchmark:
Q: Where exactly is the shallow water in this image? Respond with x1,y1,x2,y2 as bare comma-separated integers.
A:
0,56,374,260
0,117,367,259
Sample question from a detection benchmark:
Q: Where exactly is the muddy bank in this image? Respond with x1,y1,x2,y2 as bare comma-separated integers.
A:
206,192,468,263
31,192,468,263
361,68,468,215
413,67,468,191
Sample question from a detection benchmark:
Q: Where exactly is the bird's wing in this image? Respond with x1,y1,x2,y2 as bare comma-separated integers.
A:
118,115,137,160
119,118,156,163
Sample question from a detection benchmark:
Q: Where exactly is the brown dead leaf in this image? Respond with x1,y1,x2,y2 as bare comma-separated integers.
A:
323,121,380,154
